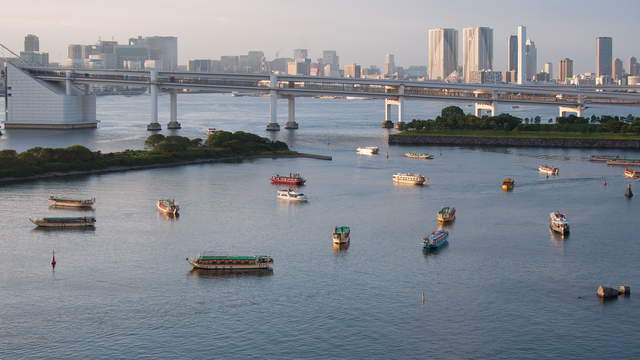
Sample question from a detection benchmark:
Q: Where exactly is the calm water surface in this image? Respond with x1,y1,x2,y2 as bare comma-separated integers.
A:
1,95,639,359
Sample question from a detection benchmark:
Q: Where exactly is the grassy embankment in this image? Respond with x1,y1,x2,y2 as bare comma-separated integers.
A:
0,131,292,179
398,129,640,140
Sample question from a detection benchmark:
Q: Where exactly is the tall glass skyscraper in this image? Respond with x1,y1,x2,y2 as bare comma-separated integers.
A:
428,28,458,81
462,27,493,83
596,37,612,77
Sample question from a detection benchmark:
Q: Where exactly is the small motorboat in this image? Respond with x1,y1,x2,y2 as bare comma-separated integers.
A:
423,229,449,250
549,211,570,236
271,173,306,185
332,226,350,245
48,196,95,208
30,216,96,228
356,146,379,155
277,189,307,201
624,168,640,179
501,178,515,191
437,207,456,224
404,152,433,159
392,173,428,185
539,165,559,176
157,199,179,216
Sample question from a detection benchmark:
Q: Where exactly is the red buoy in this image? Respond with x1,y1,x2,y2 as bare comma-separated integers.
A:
603,176,607,186
51,250,56,269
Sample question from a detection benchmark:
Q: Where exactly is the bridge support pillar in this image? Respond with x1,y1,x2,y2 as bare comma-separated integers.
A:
284,96,298,129
65,71,72,96
167,90,181,129
474,102,497,117
559,105,583,118
381,99,394,128
395,96,405,129
147,70,161,131
266,75,280,131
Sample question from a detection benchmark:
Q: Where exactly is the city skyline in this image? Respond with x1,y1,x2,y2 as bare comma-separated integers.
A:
1,0,639,74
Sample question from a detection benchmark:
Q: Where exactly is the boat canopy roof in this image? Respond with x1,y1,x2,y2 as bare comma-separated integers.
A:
198,254,269,260
43,216,95,220
334,226,350,234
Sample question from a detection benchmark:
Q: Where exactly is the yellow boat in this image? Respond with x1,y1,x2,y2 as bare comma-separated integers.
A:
501,178,515,191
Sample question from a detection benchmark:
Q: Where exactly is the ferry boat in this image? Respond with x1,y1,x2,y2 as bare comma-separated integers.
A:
624,168,640,178
205,128,217,135
590,155,620,162
404,152,433,159
501,178,515,191
437,207,456,224
538,165,559,176
186,253,273,270
277,189,307,201
549,211,570,236
356,146,379,155
423,229,449,250
48,196,95,208
157,199,179,216
392,173,427,185
30,216,96,228
332,226,350,245
271,173,306,186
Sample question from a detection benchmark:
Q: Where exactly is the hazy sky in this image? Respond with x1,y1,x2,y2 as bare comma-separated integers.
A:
1,0,638,73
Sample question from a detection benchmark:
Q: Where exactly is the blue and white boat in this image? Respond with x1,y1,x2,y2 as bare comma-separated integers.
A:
422,230,449,250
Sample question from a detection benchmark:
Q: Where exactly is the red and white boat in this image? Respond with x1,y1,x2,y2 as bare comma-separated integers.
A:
271,173,306,185
538,165,559,176
48,196,95,208
624,168,640,179
157,199,179,216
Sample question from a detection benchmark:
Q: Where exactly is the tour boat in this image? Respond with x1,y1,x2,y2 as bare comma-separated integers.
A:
549,211,570,236
624,168,640,178
392,173,428,185
590,155,620,162
538,165,559,176
30,216,96,228
437,207,456,224
356,146,379,155
277,189,307,201
205,128,217,135
271,173,306,185
607,159,640,166
423,229,449,250
404,152,433,159
332,226,350,245
48,196,95,208
186,253,273,270
501,178,515,191
157,199,179,216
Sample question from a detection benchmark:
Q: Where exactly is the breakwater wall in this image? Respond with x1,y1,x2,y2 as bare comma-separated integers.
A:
388,134,640,149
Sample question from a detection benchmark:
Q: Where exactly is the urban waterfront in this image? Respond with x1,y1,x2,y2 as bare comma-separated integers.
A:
1,95,639,359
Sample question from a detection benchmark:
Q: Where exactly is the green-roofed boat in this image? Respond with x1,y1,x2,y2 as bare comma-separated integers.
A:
437,207,456,224
30,216,96,228
157,199,179,216
186,254,273,270
332,226,351,245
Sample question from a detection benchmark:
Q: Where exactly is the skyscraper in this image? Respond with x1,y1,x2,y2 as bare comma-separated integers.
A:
384,53,396,76
293,49,308,61
628,56,638,76
507,35,518,72
517,26,527,84
463,27,493,83
525,39,537,81
128,36,178,71
322,50,340,77
596,37,612,78
24,34,39,52
544,62,553,79
612,58,624,81
559,58,573,83
428,28,458,81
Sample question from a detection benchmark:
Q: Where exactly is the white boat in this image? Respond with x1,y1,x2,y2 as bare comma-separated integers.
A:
356,146,379,155
345,96,370,100
392,173,427,185
205,128,217,135
277,189,307,201
539,165,559,176
549,211,570,236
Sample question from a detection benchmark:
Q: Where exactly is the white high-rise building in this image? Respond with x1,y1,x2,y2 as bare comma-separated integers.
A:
463,27,493,83
525,39,537,81
544,62,553,79
384,53,396,76
517,26,527,84
428,28,458,81
322,50,340,76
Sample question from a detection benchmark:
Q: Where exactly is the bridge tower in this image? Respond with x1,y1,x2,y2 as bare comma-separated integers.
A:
147,69,161,131
266,74,280,131
284,95,298,129
167,90,181,129
382,85,405,129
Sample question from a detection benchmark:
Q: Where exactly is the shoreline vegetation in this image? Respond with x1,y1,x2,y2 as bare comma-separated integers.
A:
0,131,331,185
390,106,640,148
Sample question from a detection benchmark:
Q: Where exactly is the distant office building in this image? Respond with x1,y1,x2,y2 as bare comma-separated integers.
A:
533,72,550,82
612,58,624,81
270,57,292,73
544,62,553,79
24,34,39,52
517,26,527,84
293,49,308,61
344,64,361,78
525,39,537,81
247,51,264,73
628,76,640,85
596,37,612,78
406,65,428,79
114,45,149,69
384,53,396,76
129,36,178,71
559,58,574,83
428,28,458,81
287,59,311,76
189,59,213,72
220,56,240,72
507,34,518,72
322,50,339,76
628,56,638,76
502,70,517,83
19,51,49,67
463,27,493,83
468,70,502,84
68,44,83,60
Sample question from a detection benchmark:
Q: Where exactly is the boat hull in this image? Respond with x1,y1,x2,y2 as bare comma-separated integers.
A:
48,199,94,208
157,201,179,215
332,235,350,245
423,239,448,250
30,218,95,228
550,224,570,236
501,184,513,191
437,215,456,224
187,260,272,270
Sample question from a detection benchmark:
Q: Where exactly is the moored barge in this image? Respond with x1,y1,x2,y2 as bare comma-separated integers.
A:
30,216,96,228
48,196,95,208
187,254,273,270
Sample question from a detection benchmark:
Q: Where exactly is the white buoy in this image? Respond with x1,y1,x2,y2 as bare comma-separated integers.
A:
421,291,426,304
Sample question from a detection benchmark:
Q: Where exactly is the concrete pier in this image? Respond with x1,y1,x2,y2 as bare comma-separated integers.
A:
167,90,181,129
266,74,280,131
147,70,161,131
381,100,393,128
284,96,298,129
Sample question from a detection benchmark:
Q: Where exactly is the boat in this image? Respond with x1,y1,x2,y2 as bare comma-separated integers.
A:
345,96,371,100
157,199,179,216
608,159,640,166
392,173,427,185
423,229,449,250
277,189,307,201
512,105,520,109
271,173,306,185
437,207,456,224
538,165,559,176
624,168,640,178
30,216,96,228
205,128,217,135
590,155,621,162
356,146,379,155
549,211,570,236
332,226,350,245
186,253,273,270
48,196,95,208
501,178,515,191
404,152,433,159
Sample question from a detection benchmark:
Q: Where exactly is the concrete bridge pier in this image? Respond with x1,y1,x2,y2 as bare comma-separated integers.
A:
559,105,583,117
266,74,280,131
167,90,181,129
65,71,72,96
474,102,498,117
147,70,161,131
284,96,298,129
381,99,394,128
395,96,405,129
